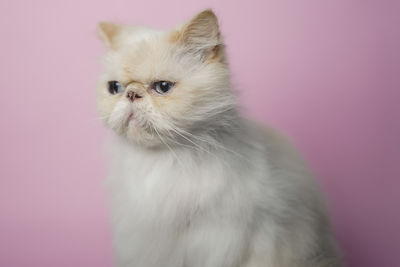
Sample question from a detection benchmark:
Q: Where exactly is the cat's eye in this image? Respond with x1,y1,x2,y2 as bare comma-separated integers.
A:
151,81,175,94
108,81,124,95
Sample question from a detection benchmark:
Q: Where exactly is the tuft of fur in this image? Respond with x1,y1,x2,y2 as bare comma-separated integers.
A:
97,9,342,267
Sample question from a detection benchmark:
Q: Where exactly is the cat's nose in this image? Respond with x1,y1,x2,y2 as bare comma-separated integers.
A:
126,90,142,102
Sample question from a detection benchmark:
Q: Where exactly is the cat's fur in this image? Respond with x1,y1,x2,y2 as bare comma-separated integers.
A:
97,9,341,267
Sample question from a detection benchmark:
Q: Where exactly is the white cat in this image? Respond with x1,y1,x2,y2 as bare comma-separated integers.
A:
97,9,341,267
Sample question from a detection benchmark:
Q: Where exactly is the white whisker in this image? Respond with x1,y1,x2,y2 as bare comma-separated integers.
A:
152,126,187,173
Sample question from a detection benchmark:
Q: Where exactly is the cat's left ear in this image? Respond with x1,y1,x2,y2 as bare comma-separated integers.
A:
172,9,225,62
98,22,122,49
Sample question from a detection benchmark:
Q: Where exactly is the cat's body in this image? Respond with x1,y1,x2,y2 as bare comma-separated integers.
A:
97,10,341,267
107,120,338,267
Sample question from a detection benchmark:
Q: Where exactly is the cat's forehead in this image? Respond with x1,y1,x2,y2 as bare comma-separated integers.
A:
115,31,191,82
119,26,162,46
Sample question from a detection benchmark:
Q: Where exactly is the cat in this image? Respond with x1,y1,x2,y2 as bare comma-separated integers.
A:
96,9,341,267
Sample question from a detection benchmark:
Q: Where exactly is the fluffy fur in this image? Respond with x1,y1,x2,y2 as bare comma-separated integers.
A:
96,9,341,267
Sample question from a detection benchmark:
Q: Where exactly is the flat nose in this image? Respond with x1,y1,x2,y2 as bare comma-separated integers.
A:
126,90,142,102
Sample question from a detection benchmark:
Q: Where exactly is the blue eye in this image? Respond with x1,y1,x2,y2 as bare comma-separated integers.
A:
151,81,175,94
108,81,123,94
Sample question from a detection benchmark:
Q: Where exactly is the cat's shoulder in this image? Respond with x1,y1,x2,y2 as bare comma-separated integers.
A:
244,119,307,170
244,119,294,149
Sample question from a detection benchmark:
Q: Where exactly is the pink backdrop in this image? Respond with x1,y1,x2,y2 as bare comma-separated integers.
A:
0,1,398,266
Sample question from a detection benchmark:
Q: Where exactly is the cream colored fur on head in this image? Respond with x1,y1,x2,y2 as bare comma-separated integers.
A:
97,9,342,267
97,10,234,147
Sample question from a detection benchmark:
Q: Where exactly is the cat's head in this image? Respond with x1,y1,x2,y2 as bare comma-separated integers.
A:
97,10,237,147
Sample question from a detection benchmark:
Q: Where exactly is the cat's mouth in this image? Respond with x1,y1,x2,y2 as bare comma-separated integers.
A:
123,110,154,137
125,112,143,131
126,112,137,127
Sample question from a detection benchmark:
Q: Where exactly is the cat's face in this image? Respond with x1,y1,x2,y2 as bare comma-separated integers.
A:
97,10,235,147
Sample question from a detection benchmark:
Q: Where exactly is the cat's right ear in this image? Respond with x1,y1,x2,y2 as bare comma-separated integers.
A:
98,22,121,49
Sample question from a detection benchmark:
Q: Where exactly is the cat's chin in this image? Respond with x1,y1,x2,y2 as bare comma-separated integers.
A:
122,125,165,148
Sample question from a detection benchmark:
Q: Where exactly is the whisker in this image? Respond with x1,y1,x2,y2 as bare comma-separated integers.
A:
167,123,248,163
152,126,187,172
164,129,206,154
94,115,110,121
165,125,232,168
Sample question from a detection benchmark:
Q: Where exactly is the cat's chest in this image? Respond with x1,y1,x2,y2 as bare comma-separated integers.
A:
108,147,228,224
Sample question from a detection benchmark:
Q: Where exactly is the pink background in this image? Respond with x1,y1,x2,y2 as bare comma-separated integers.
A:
0,0,398,266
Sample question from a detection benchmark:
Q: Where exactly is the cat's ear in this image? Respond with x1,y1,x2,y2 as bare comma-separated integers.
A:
172,9,224,61
98,22,122,48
